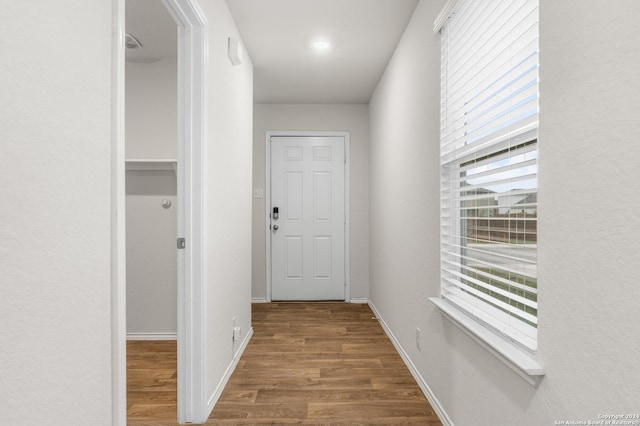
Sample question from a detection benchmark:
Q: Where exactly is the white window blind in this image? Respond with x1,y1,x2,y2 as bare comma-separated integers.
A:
439,0,539,351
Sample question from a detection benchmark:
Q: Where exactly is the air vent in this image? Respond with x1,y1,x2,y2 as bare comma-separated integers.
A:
125,33,142,50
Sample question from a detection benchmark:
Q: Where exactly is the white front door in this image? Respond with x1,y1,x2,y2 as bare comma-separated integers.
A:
270,136,346,300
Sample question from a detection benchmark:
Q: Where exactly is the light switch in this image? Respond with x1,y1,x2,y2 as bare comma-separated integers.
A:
253,188,264,199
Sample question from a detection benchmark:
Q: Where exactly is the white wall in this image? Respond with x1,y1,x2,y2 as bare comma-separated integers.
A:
126,61,178,160
537,0,640,418
199,0,254,412
369,0,640,425
252,104,370,301
125,60,178,336
0,1,114,424
126,171,177,335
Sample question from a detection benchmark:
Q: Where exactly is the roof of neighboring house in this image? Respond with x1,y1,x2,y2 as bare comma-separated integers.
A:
515,193,537,205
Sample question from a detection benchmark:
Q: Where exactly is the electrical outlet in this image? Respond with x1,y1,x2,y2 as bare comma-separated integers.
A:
233,327,242,341
416,327,421,352
232,317,237,341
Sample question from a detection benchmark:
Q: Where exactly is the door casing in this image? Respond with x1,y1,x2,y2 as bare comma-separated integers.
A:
265,131,351,303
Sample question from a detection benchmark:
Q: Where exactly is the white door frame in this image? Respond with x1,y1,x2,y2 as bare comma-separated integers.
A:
111,2,126,424
112,0,208,424
265,131,351,303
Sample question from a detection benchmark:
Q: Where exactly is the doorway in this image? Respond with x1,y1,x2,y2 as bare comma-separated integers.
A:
266,132,351,302
114,0,208,424
125,0,179,422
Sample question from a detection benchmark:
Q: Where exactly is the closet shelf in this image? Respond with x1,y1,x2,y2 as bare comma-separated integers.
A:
126,159,177,172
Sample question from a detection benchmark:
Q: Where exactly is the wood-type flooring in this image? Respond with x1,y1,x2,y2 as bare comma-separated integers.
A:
127,302,442,425
127,339,177,423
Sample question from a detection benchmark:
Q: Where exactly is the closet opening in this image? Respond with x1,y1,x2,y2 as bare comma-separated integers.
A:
116,0,207,422
125,0,178,422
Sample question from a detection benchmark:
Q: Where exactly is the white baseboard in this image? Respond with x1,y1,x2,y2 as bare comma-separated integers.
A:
206,327,254,417
368,301,454,426
252,298,369,304
126,332,177,341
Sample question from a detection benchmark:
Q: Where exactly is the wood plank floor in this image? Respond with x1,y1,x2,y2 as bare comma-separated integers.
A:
127,302,441,425
127,340,178,423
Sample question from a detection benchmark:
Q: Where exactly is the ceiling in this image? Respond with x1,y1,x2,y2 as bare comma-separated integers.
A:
227,0,419,104
126,0,420,103
126,0,177,63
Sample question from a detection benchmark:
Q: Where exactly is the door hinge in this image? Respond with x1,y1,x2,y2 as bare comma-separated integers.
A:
177,238,186,249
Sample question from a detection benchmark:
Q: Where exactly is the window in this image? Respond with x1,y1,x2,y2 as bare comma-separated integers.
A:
439,0,539,351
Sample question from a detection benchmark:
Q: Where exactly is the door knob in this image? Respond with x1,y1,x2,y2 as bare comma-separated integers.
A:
273,225,279,231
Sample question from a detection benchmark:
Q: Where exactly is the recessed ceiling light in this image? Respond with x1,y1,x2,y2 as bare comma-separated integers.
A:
312,40,331,50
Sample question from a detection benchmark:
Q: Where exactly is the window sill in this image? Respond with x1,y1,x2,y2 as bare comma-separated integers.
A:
429,297,545,387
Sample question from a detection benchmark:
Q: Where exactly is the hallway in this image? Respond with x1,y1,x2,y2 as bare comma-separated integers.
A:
128,303,441,425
